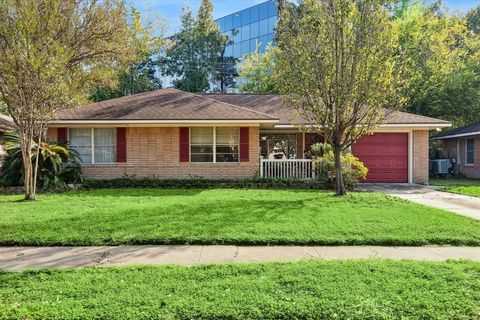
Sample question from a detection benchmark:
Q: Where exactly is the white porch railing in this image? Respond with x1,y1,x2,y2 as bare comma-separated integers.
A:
260,157,316,180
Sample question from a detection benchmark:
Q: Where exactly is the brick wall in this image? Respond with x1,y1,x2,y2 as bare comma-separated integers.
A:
48,126,260,180
413,130,429,184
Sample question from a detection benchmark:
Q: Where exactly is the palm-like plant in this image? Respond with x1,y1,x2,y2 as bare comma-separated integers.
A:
0,131,83,190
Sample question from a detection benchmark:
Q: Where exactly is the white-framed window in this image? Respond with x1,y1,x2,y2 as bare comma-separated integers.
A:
69,128,116,164
466,138,475,165
190,127,239,163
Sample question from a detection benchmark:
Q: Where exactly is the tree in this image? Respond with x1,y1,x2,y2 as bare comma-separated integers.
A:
0,0,133,200
90,58,163,102
161,0,226,92
466,4,480,34
277,0,402,195
393,1,480,126
237,44,279,93
90,7,166,101
211,31,238,92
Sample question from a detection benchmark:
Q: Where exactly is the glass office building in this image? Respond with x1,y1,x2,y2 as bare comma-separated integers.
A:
216,0,278,59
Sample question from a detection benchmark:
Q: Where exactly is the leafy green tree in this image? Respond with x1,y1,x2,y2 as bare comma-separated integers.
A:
277,0,401,195
0,0,134,200
394,1,480,126
466,4,480,34
90,58,162,102
90,7,166,101
161,0,227,92
237,44,279,93
211,31,238,92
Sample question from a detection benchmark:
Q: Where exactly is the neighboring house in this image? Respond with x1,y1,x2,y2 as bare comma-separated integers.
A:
46,88,451,184
431,121,480,179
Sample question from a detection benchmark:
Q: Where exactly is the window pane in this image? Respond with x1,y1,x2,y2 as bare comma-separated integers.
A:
216,146,239,154
216,127,238,144
258,2,269,20
191,127,214,162
69,128,92,164
241,9,250,26
225,15,233,31
259,18,269,36
191,153,213,162
258,35,269,52
250,5,259,23
241,24,250,42
233,43,241,58
94,128,116,163
268,16,276,33
250,38,258,52
241,40,250,56
466,139,475,164
216,127,238,162
268,0,277,17
216,153,239,163
233,13,241,28
191,146,213,154
218,17,226,32
225,44,233,57
233,28,241,43
249,21,259,38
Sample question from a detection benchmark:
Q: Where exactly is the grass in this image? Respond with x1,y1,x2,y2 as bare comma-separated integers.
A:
1,189,480,246
445,186,480,197
430,178,480,187
1,260,479,319
430,178,480,197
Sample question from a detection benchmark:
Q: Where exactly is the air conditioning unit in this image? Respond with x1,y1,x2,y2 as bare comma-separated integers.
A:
431,159,450,174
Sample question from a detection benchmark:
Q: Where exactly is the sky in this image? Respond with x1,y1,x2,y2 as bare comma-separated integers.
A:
131,0,480,35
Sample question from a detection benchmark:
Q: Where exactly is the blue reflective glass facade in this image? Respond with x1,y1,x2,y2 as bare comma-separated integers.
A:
217,0,277,59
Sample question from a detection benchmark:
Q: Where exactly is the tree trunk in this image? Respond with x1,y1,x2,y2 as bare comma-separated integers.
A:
333,145,347,196
32,127,44,199
19,130,35,201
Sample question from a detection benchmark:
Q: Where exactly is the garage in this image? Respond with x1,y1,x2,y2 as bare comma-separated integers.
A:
351,133,408,183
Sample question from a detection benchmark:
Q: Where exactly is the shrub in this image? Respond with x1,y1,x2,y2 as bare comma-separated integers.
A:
315,144,368,189
0,131,83,190
82,175,328,190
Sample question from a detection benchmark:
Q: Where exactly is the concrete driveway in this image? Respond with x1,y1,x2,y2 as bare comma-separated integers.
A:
362,184,480,220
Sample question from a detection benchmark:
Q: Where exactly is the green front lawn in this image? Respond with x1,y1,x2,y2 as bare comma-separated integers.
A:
430,178,480,187
1,189,479,246
445,186,480,197
430,178,480,197
1,260,479,319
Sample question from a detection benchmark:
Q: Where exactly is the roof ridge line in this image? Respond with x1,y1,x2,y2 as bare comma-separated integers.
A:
178,89,279,120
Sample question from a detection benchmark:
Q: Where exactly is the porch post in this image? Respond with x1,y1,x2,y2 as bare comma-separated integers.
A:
260,156,264,178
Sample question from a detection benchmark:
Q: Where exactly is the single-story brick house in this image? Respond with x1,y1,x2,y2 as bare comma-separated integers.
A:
431,121,480,179
47,88,451,183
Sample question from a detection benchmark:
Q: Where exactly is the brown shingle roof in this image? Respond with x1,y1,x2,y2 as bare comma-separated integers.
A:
54,88,449,127
203,93,451,126
56,88,276,122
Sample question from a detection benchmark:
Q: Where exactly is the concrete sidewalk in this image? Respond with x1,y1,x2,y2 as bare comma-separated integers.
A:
362,184,480,220
1,245,480,271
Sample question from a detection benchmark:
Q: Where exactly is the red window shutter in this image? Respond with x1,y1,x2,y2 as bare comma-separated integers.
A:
240,127,249,162
179,127,190,162
116,128,127,163
57,128,68,143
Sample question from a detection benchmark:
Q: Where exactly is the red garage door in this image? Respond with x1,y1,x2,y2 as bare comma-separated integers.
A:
351,133,408,183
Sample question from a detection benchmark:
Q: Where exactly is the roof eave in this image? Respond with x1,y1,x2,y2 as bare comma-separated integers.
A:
48,119,279,125
431,130,480,140
274,123,451,129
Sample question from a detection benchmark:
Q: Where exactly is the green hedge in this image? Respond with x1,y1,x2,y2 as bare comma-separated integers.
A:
81,176,328,189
